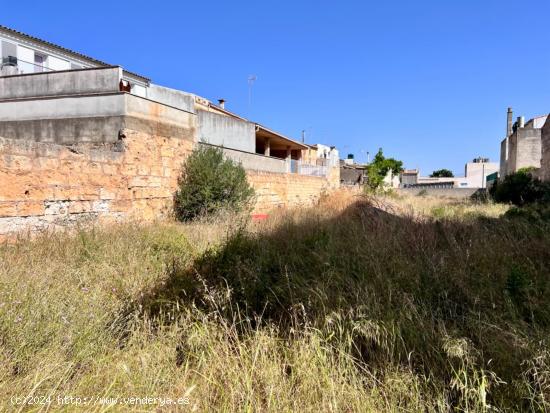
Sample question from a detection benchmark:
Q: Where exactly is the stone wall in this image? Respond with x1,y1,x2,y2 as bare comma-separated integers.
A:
248,170,333,212
0,129,193,239
0,130,338,239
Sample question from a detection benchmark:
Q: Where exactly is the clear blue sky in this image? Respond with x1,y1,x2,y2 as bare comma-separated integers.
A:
4,0,550,176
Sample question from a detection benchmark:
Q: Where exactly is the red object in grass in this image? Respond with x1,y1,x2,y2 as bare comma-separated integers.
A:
251,214,269,221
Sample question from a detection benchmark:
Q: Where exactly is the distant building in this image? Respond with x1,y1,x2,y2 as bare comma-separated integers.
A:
400,158,497,189
464,157,499,188
500,107,547,177
303,143,339,168
340,163,366,186
400,169,419,186
486,171,498,188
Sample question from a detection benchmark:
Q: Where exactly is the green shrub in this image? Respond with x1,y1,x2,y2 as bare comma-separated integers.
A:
490,170,550,206
174,145,255,221
505,203,550,223
365,148,403,192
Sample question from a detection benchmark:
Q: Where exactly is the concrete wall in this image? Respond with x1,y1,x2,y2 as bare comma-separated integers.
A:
201,143,287,174
464,162,499,188
513,129,541,171
504,128,542,175
146,84,195,113
500,138,508,177
197,110,255,153
0,93,196,144
0,67,122,99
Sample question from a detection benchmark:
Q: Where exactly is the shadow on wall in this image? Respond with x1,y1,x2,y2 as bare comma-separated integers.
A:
134,198,550,409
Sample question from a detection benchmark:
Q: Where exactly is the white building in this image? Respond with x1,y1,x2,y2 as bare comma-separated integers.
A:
1,25,150,98
0,25,330,177
464,157,498,188
400,157,498,189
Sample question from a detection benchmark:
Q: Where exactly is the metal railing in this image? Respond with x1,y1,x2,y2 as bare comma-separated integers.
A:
0,57,54,75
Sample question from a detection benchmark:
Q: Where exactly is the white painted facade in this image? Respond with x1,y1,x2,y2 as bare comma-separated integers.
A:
313,143,340,167
464,161,498,189
1,31,85,75
0,26,148,93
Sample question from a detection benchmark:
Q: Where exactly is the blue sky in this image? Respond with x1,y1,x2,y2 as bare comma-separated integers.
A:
4,0,550,176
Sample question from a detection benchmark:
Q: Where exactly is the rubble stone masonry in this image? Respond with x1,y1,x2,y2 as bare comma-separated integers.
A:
0,130,337,239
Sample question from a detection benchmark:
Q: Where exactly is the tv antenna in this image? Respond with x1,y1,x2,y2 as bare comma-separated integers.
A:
247,75,257,116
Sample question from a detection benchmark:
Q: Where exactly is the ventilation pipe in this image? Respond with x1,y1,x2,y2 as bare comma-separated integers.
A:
218,99,226,109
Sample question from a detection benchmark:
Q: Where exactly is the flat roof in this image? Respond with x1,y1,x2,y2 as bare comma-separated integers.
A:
256,124,309,150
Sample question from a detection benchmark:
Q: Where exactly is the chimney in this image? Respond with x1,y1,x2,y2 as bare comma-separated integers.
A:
507,107,513,136
218,99,225,109
517,116,525,128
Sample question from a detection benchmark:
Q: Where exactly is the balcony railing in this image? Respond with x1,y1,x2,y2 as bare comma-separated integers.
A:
200,143,330,177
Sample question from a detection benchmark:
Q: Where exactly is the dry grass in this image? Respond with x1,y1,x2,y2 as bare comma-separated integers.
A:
0,192,548,412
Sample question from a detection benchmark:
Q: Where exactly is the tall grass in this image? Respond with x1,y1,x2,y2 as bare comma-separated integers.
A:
0,193,548,411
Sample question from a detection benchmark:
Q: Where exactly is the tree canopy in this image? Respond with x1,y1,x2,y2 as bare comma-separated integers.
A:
366,149,404,191
430,169,454,178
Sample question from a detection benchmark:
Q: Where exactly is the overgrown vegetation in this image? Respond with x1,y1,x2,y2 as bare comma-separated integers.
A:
1,194,549,411
490,169,550,206
174,145,254,221
366,148,403,192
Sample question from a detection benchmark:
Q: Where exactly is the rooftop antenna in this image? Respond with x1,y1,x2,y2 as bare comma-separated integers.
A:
247,75,257,116
301,130,306,143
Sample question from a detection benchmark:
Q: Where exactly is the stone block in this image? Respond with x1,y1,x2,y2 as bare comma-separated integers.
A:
0,202,17,217
68,201,93,214
44,200,70,215
16,201,45,216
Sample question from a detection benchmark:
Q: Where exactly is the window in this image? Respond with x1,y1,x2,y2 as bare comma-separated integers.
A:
1,41,17,65
34,53,47,72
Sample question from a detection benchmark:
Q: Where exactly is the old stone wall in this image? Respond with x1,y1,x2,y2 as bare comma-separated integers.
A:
0,130,338,239
0,129,193,239
248,170,333,212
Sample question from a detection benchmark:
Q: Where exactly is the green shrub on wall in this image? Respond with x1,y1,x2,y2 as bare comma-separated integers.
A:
174,145,255,221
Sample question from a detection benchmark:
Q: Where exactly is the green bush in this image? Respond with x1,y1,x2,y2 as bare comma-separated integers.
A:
490,170,550,206
174,145,255,221
505,202,550,223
